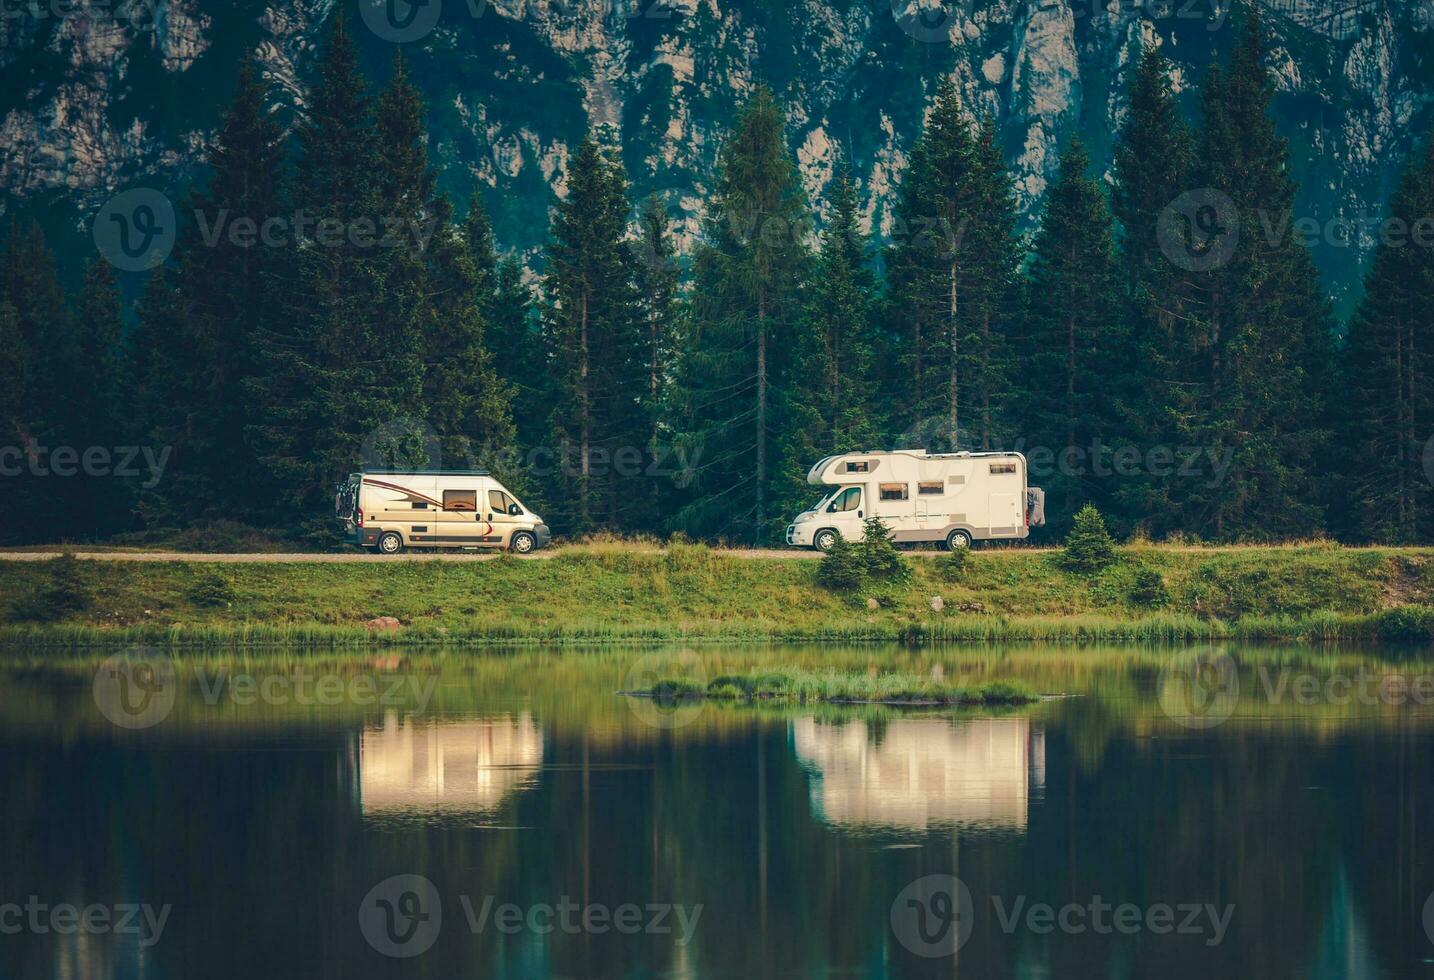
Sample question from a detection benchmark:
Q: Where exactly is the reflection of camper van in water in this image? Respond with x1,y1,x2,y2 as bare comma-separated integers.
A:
793,717,1046,832
786,449,1046,551
336,469,551,555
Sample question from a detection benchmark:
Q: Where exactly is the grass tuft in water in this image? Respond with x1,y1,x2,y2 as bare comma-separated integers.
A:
637,669,1038,706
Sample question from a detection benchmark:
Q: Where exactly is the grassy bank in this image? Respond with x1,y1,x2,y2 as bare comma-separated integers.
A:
0,542,1431,649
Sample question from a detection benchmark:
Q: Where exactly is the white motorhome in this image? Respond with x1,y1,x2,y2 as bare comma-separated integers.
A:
336,470,551,554
786,450,1046,551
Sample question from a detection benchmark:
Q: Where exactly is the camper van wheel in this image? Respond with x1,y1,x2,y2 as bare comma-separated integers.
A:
376,531,404,555
945,529,972,551
813,529,838,552
510,531,536,555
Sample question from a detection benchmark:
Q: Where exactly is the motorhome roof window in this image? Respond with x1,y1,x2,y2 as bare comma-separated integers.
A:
879,483,909,500
443,489,478,512
989,462,1017,474
918,482,944,495
845,460,870,472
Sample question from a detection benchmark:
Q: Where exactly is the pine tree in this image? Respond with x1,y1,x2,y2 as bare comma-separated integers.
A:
66,260,131,536
463,196,546,464
0,220,73,542
1178,11,1333,539
964,114,1023,451
421,196,518,478
775,165,881,524
540,136,646,534
885,82,1020,451
674,86,810,542
1339,130,1434,542
0,220,70,440
247,12,387,522
131,59,285,521
1110,44,1198,533
1023,138,1126,527
633,193,681,531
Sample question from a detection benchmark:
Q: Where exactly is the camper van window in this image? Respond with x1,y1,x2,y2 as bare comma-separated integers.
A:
412,502,429,509
844,461,870,473
488,490,513,513
989,462,1017,475
443,489,478,512
918,482,943,495
829,487,861,512
879,483,909,501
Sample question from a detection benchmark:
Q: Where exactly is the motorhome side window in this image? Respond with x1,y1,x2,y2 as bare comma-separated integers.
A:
489,490,514,513
443,489,478,512
989,462,1017,474
829,488,861,512
844,461,870,473
879,483,909,501
918,482,943,495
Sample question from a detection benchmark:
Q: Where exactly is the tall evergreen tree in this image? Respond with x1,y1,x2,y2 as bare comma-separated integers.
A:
633,192,681,531
674,86,810,542
1339,130,1434,542
1022,138,1126,526
130,58,285,521
1110,44,1199,532
775,165,881,523
66,260,131,536
540,136,646,534
463,196,546,465
885,81,1020,451
0,220,73,542
247,12,393,522
1176,11,1333,539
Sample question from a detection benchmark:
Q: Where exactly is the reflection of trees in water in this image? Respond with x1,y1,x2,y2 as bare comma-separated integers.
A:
792,716,1045,832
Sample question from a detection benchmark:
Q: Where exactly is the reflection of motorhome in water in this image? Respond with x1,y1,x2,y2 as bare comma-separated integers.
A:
793,717,1046,833
786,449,1046,551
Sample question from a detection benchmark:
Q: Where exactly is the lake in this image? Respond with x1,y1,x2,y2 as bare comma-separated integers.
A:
1,644,1432,978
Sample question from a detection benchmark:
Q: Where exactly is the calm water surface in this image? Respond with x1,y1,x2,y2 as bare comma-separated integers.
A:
1,644,1433,979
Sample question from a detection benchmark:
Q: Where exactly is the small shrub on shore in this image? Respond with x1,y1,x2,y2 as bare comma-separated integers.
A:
935,547,969,582
1062,505,1117,574
817,538,868,591
816,518,912,592
186,572,238,608
1129,567,1170,606
12,554,94,622
861,517,912,584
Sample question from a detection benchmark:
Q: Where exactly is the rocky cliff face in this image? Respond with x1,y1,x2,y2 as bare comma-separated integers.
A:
2,0,1431,310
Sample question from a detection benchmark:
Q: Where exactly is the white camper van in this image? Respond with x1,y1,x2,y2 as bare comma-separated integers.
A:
786,450,1046,551
335,470,551,554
